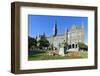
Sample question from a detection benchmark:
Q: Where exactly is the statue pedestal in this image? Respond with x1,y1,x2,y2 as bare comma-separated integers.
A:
59,47,65,56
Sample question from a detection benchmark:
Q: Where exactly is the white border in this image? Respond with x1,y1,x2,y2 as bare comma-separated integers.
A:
20,6,95,70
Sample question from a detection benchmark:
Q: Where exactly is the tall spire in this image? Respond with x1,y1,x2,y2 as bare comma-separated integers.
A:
64,28,68,42
53,20,57,37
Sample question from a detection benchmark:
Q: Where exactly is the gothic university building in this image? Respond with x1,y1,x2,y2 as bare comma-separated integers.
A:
37,21,84,51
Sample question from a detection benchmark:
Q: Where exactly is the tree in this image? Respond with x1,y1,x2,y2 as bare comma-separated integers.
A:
28,36,37,50
37,35,50,50
78,42,88,51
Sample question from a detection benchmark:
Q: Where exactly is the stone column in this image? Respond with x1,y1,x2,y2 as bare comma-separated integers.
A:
76,44,77,48
74,44,76,48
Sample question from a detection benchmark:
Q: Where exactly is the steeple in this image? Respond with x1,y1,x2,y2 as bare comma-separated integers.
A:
65,28,68,34
53,20,57,37
64,28,68,42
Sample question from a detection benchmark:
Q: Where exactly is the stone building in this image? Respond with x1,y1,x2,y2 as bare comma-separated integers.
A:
37,21,84,51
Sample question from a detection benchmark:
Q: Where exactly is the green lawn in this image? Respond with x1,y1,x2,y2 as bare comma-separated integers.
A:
80,51,88,58
28,51,88,61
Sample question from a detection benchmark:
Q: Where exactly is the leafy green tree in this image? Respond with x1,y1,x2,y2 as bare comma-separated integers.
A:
78,42,88,51
28,36,37,50
37,35,50,50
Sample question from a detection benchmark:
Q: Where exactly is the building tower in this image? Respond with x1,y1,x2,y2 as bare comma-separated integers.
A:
64,28,68,43
64,28,68,50
53,20,57,37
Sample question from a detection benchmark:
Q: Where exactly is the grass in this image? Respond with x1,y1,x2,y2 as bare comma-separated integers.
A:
28,52,69,60
28,50,88,61
80,51,88,58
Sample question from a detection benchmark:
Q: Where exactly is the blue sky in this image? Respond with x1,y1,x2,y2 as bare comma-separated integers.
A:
28,15,88,44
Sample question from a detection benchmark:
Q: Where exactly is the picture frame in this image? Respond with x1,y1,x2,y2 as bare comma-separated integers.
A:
11,2,98,74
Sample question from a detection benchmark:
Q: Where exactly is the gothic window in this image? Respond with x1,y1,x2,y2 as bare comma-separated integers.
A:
72,44,74,48
68,45,71,49
76,44,77,48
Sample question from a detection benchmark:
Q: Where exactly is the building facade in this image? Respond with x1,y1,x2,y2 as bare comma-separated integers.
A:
37,21,84,51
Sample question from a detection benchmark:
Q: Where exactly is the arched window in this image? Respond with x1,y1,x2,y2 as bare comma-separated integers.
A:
72,44,74,48
76,44,77,48
68,45,71,49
